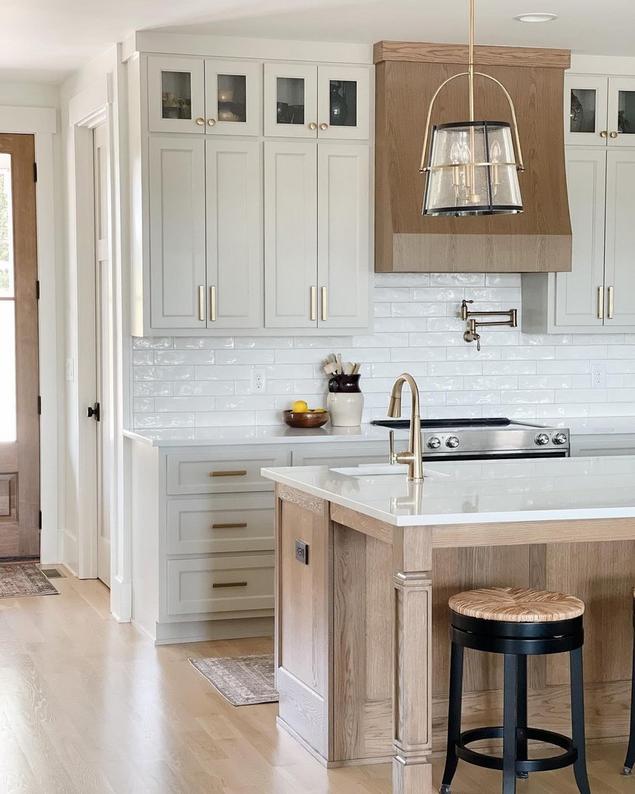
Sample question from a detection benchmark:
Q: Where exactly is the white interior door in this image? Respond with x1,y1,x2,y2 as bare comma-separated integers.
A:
93,123,111,587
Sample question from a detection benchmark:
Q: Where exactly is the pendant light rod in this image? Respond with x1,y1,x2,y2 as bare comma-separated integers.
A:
468,0,475,123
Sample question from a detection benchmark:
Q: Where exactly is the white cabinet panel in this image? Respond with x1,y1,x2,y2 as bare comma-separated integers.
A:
264,141,318,328
264,63,318,138
604,149,635,325
317,66,370,140
148,56,205,134
554,148,606,328
292,442,389,467
206,139,262,328
166,494,274,555
607,77,635,147
317,143,369,328
167,555,274,616
205,59,262,136
148,136,207,329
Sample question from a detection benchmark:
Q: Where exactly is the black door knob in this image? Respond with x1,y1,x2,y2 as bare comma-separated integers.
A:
87,402,101,422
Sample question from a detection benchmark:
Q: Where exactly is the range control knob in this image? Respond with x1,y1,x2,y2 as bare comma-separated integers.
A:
535,433,550,446
427,436,441,449
552,432,568,446
446,436,460,449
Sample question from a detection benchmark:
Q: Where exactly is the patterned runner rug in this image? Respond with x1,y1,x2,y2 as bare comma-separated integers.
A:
189,653,278,706
0,562,59,598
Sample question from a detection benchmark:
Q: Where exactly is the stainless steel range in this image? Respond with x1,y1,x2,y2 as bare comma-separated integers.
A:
371,418,570,461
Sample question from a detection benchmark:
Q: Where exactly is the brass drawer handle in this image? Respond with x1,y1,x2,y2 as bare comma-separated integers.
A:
321,286,327,321
597,286,604,320
209,469,247,478
198,285,205,321
310,286,317,321
213,581,247,589
212,522,248,529
608,285,614,319
209,285,217,322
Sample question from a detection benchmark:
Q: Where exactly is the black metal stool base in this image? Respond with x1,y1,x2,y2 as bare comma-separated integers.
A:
456,726,577,774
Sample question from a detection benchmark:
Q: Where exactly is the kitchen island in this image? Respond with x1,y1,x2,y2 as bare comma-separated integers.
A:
262,456,635,794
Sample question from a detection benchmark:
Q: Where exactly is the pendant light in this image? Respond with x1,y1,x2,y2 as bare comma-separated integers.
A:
419,0,525,216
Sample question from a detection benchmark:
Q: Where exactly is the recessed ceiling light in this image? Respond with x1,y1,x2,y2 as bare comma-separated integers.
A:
514,12,558,23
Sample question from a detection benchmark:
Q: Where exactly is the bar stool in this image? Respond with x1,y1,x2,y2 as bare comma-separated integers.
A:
440,587,591,794
624,589,635,775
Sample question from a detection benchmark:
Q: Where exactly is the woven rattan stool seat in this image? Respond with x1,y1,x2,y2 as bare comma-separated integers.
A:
449,587,585,623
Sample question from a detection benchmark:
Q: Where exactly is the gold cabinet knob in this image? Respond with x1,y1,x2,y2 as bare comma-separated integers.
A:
308,122,317,130
207,118,217,127
600,130,608,138
610,130,619,138
195,117,205,126
319,122,329,131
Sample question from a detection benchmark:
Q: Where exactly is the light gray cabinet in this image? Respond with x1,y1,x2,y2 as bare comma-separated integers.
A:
523,146,635,332
265,140,369,329
148,136,207,329
206,139,262,329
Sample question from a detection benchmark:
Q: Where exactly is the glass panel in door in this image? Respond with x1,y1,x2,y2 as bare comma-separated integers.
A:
569,88,596,134
317,66,370,140
276,77,305,126
617,90,635,135
328,80,357,127
217,74,247,123
564,76,608,145
161,71,192,121
0,152,16,443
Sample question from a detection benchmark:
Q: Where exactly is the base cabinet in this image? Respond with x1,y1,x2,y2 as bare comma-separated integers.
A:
126,438,388,644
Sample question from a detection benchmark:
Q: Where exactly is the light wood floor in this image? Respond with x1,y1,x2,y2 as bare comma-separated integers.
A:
0,573,632,793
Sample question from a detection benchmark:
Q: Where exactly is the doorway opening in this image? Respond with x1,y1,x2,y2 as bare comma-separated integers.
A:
0,134,40,560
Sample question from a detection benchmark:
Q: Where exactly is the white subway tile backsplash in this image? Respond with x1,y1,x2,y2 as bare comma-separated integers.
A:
131,274,635,428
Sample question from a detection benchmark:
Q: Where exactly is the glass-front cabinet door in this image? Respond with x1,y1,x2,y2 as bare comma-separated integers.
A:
564,75,608,145
607,77,635,147
148,56,206,134
264,64,318,138
316,66,370,140
204,60,262,136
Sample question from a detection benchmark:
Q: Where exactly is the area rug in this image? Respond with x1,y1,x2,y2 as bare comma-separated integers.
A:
0,562,59,598
189,654,278,706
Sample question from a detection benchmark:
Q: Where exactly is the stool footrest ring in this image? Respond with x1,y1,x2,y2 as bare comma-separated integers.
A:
455,726,577,773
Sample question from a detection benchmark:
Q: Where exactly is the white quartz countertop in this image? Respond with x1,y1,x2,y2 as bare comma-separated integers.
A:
261,456,635,527
123,424,398,447
123,417,635,447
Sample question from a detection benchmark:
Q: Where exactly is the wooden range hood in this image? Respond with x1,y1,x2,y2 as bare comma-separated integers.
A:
374,41,572,273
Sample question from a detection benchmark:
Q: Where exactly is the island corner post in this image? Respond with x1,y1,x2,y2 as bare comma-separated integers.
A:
273,482,635,794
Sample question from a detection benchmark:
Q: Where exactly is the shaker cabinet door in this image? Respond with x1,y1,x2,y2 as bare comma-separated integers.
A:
317,143,369,328
316,66,370,140
604,149,635,326
206,139,262,329
554,148,606,328
264,63,318,138
264,141,318,328
148,136,207,329
148,56,206,134
564,74,608,146
205,59,262,136
607,77,635,147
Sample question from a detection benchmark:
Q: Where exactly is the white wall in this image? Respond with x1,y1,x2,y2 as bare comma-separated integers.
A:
131,272,635,431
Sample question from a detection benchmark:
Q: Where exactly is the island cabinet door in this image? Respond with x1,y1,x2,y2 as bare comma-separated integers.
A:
275,486,331,758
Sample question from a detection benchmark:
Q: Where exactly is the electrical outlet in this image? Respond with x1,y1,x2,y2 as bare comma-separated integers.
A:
251,367,266,393
591,362,605,388
295,539,309,565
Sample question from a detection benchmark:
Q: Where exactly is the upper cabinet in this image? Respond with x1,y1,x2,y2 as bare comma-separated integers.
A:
148,55,262,135
264,63,370,140
566,74,635,146
127,48,371,337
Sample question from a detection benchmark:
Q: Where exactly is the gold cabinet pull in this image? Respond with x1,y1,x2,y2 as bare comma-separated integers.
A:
209,469,247,478
597,286,604,320
308,122,317,130
319,123,329,131
610,131,619,139
209,285,217,322
608,285,614,319
310,286,317,321
600,130,608,138
213,581,247,589
207,118,216,127
198,285,205,321
321,286,328,321
195,117,205,127
212,522,248,529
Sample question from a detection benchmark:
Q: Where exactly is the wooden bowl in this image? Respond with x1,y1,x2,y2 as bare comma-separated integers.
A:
283,410,329,429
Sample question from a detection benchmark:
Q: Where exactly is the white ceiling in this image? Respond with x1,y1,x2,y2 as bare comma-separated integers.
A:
6,0,635,84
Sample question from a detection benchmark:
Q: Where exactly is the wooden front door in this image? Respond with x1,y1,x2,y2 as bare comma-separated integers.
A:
0,134,39,558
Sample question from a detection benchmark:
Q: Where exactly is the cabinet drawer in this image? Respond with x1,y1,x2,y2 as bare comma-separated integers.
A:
166,555,274,616
166,494,274,554
291,441,390,467
166,446,291,495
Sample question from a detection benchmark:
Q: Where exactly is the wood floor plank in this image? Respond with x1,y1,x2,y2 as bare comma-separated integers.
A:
0,575,629,792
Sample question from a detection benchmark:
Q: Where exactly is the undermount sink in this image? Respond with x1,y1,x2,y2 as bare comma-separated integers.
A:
330,464,408,477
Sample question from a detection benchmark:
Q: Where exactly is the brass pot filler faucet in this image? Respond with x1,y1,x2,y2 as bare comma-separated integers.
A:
461,299,518,351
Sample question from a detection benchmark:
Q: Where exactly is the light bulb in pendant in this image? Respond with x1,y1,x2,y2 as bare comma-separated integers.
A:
490,139,501,195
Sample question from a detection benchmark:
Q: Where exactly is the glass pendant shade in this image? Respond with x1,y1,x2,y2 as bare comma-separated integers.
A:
423,120,523,216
